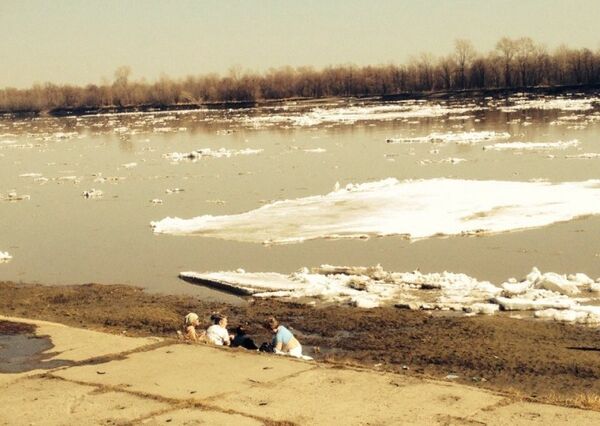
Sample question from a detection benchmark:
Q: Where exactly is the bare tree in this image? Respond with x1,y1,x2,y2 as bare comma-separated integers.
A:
496,37,517,87
455,39,476,89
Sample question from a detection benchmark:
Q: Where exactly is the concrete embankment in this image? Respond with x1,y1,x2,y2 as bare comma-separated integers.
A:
1,315,599,425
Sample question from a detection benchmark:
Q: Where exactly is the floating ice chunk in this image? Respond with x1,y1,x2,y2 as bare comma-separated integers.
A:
56,176,79,183
165,188,184,194
82,189,103,199
2,191,30,202
566,153,600,159
245,103,485,128
151,178,600,245
0,252,12,263
387,131,509,145
499,97,598,112
164,148,263,161
433,157,466,165
484,140,579,151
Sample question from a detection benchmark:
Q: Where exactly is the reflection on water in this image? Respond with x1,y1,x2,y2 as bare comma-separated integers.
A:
1,95,600,300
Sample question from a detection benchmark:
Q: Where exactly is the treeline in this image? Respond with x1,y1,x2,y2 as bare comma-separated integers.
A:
2,37,600,113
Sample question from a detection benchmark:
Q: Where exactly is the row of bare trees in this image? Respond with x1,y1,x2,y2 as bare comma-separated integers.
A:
2,37,600,113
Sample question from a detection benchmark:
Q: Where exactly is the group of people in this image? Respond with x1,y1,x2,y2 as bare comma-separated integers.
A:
181,312,308,359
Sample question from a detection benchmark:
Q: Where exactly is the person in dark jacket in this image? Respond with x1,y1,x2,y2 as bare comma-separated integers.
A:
230,323,258,350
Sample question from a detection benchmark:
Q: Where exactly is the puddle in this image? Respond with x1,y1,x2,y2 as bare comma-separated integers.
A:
0,321,74,373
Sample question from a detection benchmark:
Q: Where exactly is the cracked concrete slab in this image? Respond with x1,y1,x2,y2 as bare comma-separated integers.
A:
3,317,600,425
0,315,161,362
0,376,169,426
54,344,315,400
0,315,161,387
471,401,600,425
209,367,505,425
141,408,263,425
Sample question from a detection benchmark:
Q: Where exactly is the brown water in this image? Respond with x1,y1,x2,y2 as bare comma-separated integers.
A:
1,96,600,300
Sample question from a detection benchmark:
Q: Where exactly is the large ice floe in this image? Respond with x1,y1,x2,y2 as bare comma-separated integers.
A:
386,131,510,145
164,148,263,162
244,102,484,128
498,96,599,113
0,252,12,263
152,178,600,244
483,140,580,151
180,265,600,324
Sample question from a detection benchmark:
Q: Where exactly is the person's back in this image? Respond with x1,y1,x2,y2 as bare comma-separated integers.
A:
264,317,302,357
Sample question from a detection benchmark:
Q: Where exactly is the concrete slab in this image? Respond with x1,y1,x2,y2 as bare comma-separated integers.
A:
0,376,169,426
54,344,315,400
142,408,263,425
0,315,161,363
472,401,600,425
209,367,504,425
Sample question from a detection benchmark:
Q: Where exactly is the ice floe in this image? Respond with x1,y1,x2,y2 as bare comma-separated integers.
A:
566,153,600,159
180,265,600,324
164,148,263,162
0,252,12,263
499,97,599,113
483,140,579,151
386,131,510,145
152,178,600,245
244,103,484,128
1,191,30,202
82,189,103,199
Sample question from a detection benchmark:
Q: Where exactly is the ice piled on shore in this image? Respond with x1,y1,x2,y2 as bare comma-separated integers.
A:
0,252,12,263
386,131,510,145
483,140,579,151
164,148,263,162
180,265,600,324
152,178,600,244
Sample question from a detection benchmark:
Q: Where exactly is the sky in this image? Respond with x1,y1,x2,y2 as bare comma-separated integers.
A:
1,0,599,89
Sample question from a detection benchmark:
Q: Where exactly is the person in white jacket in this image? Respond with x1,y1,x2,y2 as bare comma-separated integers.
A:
206,313,232,346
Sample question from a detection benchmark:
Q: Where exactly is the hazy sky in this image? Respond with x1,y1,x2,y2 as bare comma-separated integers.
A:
2,0,599,88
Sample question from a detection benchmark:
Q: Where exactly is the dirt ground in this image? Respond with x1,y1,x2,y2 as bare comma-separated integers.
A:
2,281,600,404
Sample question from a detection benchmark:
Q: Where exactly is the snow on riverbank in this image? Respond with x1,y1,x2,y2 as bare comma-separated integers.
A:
152,178,600,244
180,265,600,323
0,252,12,263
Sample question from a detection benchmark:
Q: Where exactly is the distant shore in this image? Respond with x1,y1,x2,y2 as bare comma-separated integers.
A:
2,280,600,407
2,83,599,119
